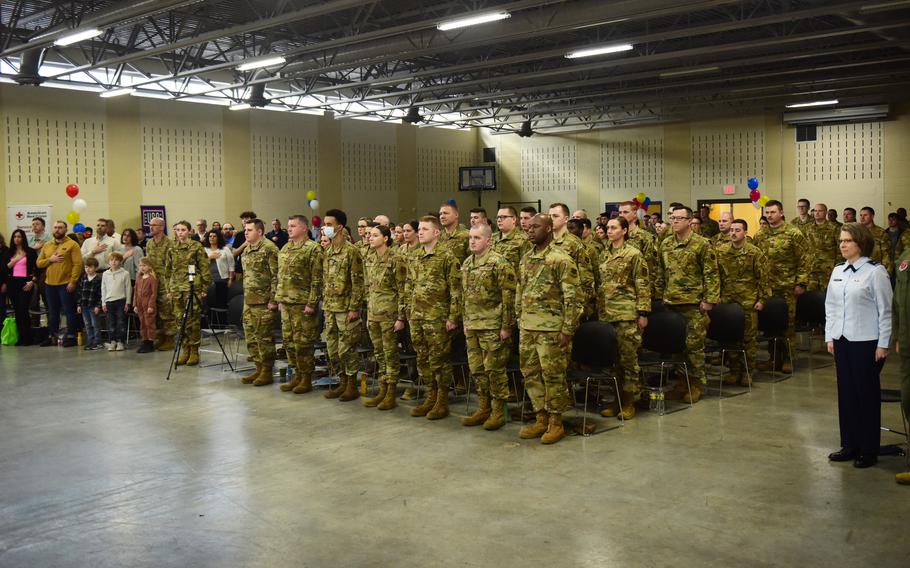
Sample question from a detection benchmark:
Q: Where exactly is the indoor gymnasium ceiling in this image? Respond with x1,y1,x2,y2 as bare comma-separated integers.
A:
2,0,910,134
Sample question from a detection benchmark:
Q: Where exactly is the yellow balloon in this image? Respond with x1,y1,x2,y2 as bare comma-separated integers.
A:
306,190,316,200
636,192,646,203
759,195,770,206
66,211,80,224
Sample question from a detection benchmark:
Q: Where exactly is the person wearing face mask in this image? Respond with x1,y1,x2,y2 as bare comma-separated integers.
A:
165,220,210,366
321,209,365,402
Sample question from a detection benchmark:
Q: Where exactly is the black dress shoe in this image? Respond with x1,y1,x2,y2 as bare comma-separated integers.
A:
854,455,878,468
828,448,859,462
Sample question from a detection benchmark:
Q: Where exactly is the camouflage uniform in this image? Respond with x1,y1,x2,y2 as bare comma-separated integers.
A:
323,240,365,377
165,238,211,347
146,235,175,338
594,243,650,396
241,238,279,366
716,241,770,377
753,223,810,357
627,225,659,297
364,247,407,384
701,217,720,238
405,245,461,388
711,232,731,248
492,228,530,273
355,239,370,258
552,231,595,319
276,239,322,381
805,220,841,290
439,224,470,266
791,216,812,235
655,232,721,385
462,249,516,401
868,224,894,276
516,242,582,414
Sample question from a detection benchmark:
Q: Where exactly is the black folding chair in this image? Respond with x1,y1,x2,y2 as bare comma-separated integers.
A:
705,303,751,398
640,310,694,415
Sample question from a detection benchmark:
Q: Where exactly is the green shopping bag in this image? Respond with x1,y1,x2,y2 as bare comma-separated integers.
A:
1,316,18,346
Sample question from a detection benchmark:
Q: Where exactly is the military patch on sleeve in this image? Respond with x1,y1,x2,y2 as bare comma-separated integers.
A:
900,260,909,272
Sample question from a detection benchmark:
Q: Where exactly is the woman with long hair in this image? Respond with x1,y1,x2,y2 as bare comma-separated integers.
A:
362,225,408,410
203,229,234,309
594,216,650,420
120,228,144,283
3,229,38,345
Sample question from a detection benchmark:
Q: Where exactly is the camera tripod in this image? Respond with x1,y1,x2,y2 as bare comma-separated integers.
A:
166,272,233,380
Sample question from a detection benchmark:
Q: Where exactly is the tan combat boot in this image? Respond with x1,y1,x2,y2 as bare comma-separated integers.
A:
462,394,491,426
377,382,398,410
410,384,437,417
483,398,507,430
541,413,566,444
363,381,388,407
896,471,910,485
401,386,418,400
519,410,549,439
280,375,301,392
600,389,620,417
339,374,360,401
186,345,200,366
426,387,450,420
324,375,347,399
240,364,261,384
156,335,176,351
682,384,702,403
176,343,190,366
253,358,275,386
620,391,636,420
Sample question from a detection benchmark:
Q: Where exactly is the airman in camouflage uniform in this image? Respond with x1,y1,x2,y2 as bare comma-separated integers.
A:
461,224,517,430
239,220,279,386
594,217,650,419
791,199,812,235
716,219,770,386
276,216,322,395
321,209,365,402
165,221,211,366
406,216,462,421
805,203,841,290
516,214,582,445
618,201,660,297
355,217,372,257
655,206,721,402
146,217,175,351
362,227,408,411
752,200,810,373
492,206,530,272
710,211,734,248
549,203,595,319
698,205,720,238
438,203,470,266
861,207,894,276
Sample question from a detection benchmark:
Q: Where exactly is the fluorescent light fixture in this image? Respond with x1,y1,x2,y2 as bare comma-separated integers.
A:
100,87,135,98
785,99,839,108
565,43,634,59
437,11,510,31
178,96,231,106
41,81,104,93
53,28,103,47
229,103,251,111
659,66,720,78
236,56,286,71
130,91,174,100
0,77,17,84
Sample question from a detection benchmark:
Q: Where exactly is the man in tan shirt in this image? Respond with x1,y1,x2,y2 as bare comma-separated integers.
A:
36,220,83,346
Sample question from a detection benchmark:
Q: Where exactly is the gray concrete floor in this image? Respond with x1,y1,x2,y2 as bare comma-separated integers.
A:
1,342,909,568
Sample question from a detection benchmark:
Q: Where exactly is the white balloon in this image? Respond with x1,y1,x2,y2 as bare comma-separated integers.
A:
72,198,88,212
309,199,319,209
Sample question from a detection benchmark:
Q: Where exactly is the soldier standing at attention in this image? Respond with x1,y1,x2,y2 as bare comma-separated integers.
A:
567,219,601,270
549,203,595,319
519,207,537,234
716,219,769,386
894,246,910,485
239,219,280,386
753,200,809,374
618,201,659,297
698,205,720,238
655,206,720,402
791,198,813,235
843,208,857,223
517,214,581,444
321,209,365,402
146,217,175,351
406,216,462,420
594,216,650,419
362,225,407,410
712,211,734,247
492,205,529,272
277,215,323,395
166,221,210,366
860,206,894,276
355,217,372,257
438,203,470,266
806,203,841,291
461,223,516,430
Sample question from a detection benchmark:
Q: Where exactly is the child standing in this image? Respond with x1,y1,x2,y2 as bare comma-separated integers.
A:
77,257,103,350
133,258,158,353
102,252,132,351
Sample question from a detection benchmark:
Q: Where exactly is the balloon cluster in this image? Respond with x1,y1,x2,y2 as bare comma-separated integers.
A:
65,184,89,232
447,198,457,207
306,190,319,210
631,192,652,219
747,177,770,209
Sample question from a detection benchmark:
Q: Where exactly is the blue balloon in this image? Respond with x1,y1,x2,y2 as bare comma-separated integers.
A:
747,177,759,190
447,198,457,206
73,223,86,233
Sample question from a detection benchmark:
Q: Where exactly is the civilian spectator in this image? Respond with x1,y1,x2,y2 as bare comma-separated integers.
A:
29,217,48,251
3,229,37,345
81,219,119,270
192,219,208,242
204,229,235,309
120,229,144,283
105,219,122,247
36,221,82,347
77,257,103,350
101,252,132,351
266,218,289,249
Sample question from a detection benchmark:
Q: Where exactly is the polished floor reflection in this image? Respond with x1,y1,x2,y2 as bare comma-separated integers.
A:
1,344,908,567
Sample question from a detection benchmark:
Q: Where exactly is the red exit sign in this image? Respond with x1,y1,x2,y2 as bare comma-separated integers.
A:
723,185,736,195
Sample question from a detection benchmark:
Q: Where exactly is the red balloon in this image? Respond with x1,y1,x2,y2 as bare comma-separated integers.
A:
65,184,79,198
749,189,760,202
